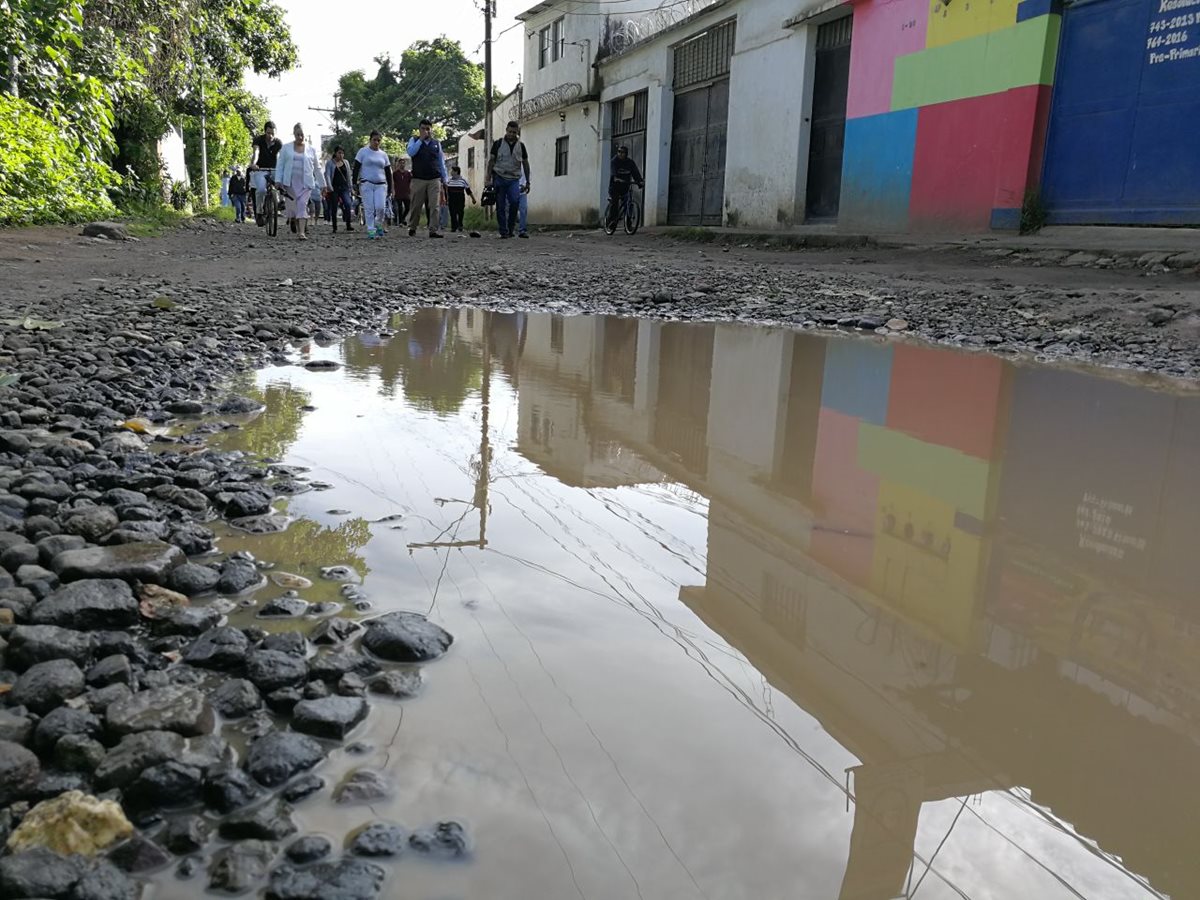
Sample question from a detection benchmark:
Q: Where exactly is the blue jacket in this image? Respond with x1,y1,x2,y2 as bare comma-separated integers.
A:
406,136,448,181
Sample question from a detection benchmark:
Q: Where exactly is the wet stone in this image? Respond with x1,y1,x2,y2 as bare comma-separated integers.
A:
11,658,85,713
263,631,307,656
96,731,186,789
208,840,276,894
86,654,133,688
308,651,380,683
311,617,362,646
265,858,386,900
0,739,40,804
209,678,263,718
204,766,266,814
285,835,332,865
7,623,93,668
333,769,391,805
184,625,250,671
348,823,406,858
367,669,422,699
281,774,324,804
160,814,211,855
292,696,369,741
54,734,106,773
0,709,35,745
153,605,221,637
218,799,298,841
361,611,453,662
409,821,469,859
82,683,133,715
0,847,85,898
266,686,303,714
73,858,139,900
123,760,204,811
216,557,263,595
106,685,215,737
51,541,184,585
244,731,325,788
230,513,292,535
246,649,309,693
31,578,137,629
60,506,119,542
107,833,172,873
167,562,221,596
258,595,310,618
33,707,103,755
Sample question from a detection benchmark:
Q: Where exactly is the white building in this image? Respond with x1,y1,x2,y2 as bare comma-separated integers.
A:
508,0,846,229
457,86,522,205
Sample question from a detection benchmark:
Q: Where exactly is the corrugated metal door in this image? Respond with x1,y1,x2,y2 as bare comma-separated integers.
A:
805,16,853,222
1042,0,1200,224
668,20,735,226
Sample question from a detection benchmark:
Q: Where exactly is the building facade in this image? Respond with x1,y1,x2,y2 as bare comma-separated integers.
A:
508,0,1200,232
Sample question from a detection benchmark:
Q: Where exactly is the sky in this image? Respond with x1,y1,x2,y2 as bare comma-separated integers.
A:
244,0,529,143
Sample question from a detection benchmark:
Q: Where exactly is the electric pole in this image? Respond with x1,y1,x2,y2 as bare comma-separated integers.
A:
484,0,494,152
309,91,343,146
199,76,210,209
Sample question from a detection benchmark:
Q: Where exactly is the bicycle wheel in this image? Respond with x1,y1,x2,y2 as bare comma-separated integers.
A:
265,191,278,237
603,200,618,235
624,199,641,235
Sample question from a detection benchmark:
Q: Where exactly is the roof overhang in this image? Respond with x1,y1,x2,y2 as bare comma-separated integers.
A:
516,0,560,22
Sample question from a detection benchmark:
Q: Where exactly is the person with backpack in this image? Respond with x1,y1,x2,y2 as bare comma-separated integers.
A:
487,121,531,239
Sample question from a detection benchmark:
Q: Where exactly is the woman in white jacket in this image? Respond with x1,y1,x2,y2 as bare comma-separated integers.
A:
275,123,325,240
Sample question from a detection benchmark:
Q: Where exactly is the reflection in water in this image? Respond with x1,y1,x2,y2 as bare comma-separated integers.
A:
217,378,312,460
224,310,1199,900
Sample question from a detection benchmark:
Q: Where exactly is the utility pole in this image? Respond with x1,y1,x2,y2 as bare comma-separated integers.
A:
199,76,210,209
484,0,494,152
7,55,17,97
309,92,343,145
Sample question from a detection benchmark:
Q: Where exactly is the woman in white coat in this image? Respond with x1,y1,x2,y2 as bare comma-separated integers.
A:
275,123,325,240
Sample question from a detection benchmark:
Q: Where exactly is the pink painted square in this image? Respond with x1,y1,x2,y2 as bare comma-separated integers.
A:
846,0,929,120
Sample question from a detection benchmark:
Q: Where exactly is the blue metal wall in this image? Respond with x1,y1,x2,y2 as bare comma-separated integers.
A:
1042,0,1200,224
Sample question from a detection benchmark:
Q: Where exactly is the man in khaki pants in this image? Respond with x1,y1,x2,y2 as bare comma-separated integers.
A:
405,119,448,238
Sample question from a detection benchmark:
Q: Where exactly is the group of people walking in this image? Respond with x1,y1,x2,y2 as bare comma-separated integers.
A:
227,118,533,241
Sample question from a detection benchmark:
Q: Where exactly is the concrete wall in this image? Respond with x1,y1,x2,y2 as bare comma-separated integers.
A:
521,103,605,226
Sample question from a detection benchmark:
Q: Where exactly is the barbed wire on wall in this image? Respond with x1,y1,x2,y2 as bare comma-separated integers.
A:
513,82,584,120
602,0,722,55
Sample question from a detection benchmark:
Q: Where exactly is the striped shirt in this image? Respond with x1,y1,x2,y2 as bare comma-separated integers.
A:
445,176,473,195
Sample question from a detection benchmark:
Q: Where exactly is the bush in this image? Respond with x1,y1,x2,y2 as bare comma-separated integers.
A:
0,96,117,226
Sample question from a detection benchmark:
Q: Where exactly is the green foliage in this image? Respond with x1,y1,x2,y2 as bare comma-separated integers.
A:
1020,190,1047,235
463,206,496,232
182,86,258,209
0,96,116,226
336,39,484,154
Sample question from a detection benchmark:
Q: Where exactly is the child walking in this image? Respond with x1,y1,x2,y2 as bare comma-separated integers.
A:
445,166,476,234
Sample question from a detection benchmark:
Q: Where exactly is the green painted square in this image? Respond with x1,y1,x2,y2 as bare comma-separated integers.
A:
856,424,991,518
891,14,1060,111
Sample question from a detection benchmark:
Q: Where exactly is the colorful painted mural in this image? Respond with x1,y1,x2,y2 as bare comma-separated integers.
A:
840,0,1060,230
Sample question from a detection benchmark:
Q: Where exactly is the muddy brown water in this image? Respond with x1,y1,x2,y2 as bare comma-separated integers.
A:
165,309,1198,899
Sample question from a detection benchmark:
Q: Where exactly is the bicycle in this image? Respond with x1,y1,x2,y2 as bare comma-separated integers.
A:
263,176,289,238
604,183,642,235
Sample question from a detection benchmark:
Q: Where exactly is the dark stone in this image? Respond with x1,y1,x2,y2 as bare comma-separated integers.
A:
33,706,102,755
160,814,211,855
36,534,87,567
262,632,306,656
218,396,265,415
179,733,233,775
0,847,85,898
167,562,220,596
10,657,85,713
183,626,249,671
81,683,132,715
265,687,303,714
60,505,119,542
2,542,41,571
333,769,390,805
244,731,324,788
265,858,386,900
229,514,291,535
31,578,137,629
310,617,362,645
96,730,186,789
221,489,273,519
107,833,173,873
292,697,368,741
246,649,308,693
0,586,36,620
154,605,222,637
53,733,106,772
367,669,422,699
153,485,208,512
409,821,469,859
209,678,262,718
166,400,204,415
360,611,453,662
123,760,204,810
106,685,215,737
308,652,380,683
284,835,332,865
207,840,276,894
168,523,215,556
204,766,265,813
280,774,324,804
257,595,309,618
73,859,139,900
218,799,298,841
303,681,330,700
86,654,133,688
7,623,92,668
0,708,34,744
51,541,183,585
216,557,263,595
0,739,40,804
30,769,92,801
348,823,406,858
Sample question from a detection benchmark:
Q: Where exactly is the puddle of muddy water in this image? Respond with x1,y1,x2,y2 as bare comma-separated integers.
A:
165,309,1200,900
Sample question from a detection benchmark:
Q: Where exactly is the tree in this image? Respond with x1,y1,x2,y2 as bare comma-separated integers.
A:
336,38,484,154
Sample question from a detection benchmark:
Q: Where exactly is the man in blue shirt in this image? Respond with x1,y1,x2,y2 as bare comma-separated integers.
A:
406,119,449,238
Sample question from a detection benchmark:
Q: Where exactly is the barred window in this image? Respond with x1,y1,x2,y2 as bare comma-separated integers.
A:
672,19,736,90
555,136,569,177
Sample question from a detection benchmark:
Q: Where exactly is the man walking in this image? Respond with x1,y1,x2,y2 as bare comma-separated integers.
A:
406,119,448,238
487,121,531,239
392,157,412,227
228,167,248,222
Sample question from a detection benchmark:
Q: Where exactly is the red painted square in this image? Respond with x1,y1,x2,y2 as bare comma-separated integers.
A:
909,85,1051,230
885,345,1004,460
811,407,879,586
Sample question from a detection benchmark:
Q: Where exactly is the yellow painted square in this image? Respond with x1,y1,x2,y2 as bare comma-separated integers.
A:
926,0,1020,49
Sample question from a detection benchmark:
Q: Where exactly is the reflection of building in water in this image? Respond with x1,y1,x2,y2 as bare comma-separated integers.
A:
472,313,1200,900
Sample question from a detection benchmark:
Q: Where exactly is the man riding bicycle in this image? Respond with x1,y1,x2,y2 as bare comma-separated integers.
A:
607,145,644,219
246,120,282,224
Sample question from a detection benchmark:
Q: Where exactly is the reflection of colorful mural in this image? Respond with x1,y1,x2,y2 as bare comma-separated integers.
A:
842,0,1059,230
810,342,1005,646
